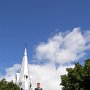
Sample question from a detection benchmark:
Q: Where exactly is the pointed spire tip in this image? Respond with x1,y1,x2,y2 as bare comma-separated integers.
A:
24,48,27,56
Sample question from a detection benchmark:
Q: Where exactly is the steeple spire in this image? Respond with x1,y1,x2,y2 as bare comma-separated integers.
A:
19,48,29,81
18,47,31,90
24,48,27,56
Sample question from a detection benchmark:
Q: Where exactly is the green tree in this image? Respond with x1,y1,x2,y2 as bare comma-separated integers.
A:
60,59,90,90
0,79,20,90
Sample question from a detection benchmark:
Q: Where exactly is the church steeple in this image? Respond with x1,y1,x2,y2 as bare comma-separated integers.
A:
15,47,43,90
19,48,29,81
18,47,31,90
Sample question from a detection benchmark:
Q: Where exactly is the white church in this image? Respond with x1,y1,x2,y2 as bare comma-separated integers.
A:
15,48,42,90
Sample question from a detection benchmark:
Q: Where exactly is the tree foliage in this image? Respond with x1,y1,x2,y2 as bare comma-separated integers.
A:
0,79,20,90
60,59,90,90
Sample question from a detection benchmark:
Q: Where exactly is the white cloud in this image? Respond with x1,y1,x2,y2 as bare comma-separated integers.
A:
2,64,21,81
1,27,90,90
29,64,74,90
35,27,90,64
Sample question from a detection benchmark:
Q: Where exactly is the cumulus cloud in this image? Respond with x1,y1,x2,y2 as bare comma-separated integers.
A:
1,27,90,90
35,27,90,64
3,64,21,81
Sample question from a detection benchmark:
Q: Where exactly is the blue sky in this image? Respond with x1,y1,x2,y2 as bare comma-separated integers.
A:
0,1,90,90
0,0,90,75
